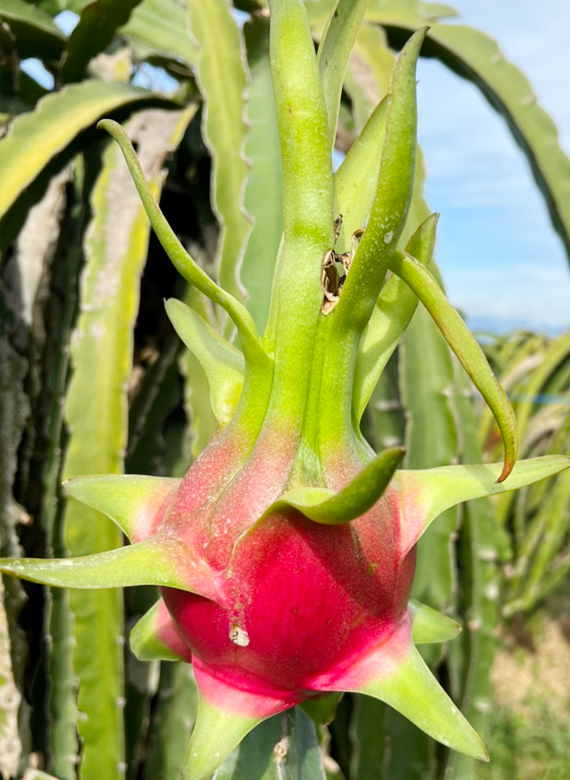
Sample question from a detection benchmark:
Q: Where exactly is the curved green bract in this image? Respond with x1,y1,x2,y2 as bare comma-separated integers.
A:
400,455,570,548
335,27,426,335
0,80,157,218
353,213,438,422
478,333,558,461
64,474,180,541
0,538,195,592
317,27,425,451
97,119,270,381
165,298,245,425
388,250,518,482
182,697,260,780
130,601,185,662
273,446,405,525
357,641,488,761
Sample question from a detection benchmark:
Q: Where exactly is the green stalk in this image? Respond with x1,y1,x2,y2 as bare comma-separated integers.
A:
96,120,265,377
317,29,425,453
97,119,273,445
262,0,334,429
332,28,425,334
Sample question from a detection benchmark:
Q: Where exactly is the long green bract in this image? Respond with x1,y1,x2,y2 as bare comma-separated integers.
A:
317,0,369,148
388,250,517,481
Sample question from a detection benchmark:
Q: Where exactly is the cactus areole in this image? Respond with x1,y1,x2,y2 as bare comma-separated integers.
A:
2,3,569,778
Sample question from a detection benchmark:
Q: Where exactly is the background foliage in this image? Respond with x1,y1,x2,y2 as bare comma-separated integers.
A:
1,0,569,778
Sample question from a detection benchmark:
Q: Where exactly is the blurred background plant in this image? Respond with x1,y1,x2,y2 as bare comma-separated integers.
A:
0,0,569,778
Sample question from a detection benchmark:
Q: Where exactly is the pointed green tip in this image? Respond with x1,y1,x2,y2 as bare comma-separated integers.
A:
63,473,179,541
0,538,192,592
405,212,439,262
182,697,260,780
274,445,405,526
401,25,429,60
130,600,187,662
401,454,570,552
409,600,462,644
97,117,122,137
497,453,516,483
359,640,488,761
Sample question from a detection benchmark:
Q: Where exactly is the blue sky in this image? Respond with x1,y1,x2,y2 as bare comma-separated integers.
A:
23,2,570,333
416,0,570,333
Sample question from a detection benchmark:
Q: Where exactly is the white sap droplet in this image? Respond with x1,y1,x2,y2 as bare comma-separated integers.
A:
229,624,250,647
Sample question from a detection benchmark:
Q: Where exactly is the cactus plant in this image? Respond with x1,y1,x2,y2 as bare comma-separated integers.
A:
1,1,570,779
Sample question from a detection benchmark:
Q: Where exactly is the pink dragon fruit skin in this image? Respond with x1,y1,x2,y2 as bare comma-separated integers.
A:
2,4,570,778
159,459,415,713
129,412,413,720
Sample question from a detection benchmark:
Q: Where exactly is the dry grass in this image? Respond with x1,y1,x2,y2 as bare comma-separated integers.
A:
476,609,570,780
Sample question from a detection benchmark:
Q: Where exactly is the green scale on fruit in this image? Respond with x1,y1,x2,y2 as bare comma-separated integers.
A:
1,2,568,779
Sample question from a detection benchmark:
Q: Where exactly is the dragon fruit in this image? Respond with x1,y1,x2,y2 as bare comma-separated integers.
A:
2,2,569,778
